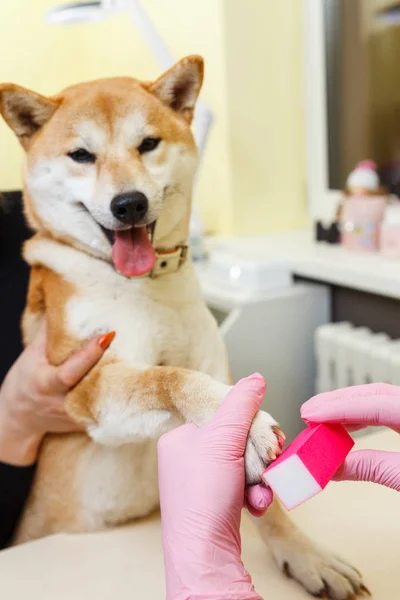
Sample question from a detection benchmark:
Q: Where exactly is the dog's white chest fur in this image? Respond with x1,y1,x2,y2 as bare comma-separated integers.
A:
26,237,226,376
66,269,226,380
67,278,197,369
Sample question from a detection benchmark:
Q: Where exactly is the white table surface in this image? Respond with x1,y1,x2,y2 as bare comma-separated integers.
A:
206,230,400,300
1,429,399,599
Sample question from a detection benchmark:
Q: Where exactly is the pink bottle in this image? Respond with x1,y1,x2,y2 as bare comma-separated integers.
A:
381,203,400,258
341,195,386,252
341,160,386,252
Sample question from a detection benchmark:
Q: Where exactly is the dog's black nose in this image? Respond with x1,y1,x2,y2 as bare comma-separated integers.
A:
111,192,149,225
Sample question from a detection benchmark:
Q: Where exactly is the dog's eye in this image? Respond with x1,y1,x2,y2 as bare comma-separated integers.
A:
138,137,161,154
67,149,97,164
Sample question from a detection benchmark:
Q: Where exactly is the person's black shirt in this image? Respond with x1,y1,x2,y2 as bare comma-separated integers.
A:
0,463,36,548
0,191,31,381
0,191,35,548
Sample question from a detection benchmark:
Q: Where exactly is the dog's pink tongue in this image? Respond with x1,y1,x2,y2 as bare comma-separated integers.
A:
112,227,156,277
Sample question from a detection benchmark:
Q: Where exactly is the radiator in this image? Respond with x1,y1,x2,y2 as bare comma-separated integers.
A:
315,322,400,393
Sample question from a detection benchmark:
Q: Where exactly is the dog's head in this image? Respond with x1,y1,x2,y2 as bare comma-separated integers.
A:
0,56,203,276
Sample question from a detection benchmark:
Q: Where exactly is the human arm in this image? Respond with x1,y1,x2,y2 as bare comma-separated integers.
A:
157,374,271,600
0,324,115,547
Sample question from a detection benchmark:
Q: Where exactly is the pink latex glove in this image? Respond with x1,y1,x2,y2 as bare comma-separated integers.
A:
157,374,272,600
301,383,400,491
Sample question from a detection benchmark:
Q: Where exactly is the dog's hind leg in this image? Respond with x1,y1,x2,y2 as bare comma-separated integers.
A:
254,498,368,599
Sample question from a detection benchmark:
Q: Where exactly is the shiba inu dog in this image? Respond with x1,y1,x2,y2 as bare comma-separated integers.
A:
0,56,367,599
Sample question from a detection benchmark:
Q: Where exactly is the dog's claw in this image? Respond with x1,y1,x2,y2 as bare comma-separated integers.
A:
267,449,277,461
282,562,291,578
272,425,286,449
360,585,372,597
272,425,285,439
313,586,368,599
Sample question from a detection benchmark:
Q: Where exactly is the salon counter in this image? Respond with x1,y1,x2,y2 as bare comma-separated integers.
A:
204,230,400,340
0,429,398,599
207,230,400,301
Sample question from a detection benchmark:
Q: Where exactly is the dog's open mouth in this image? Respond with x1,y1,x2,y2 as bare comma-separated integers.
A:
102,224,156,278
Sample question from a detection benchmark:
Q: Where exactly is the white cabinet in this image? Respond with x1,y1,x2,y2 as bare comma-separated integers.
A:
197,259,330,441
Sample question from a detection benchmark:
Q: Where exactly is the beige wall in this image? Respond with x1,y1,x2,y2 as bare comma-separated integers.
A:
224,0,307,234
0,0,306,236
0,1,82,189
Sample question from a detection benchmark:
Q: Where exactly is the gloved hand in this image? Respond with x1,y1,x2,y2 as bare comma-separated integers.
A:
301,383,400,491
157,374,271,600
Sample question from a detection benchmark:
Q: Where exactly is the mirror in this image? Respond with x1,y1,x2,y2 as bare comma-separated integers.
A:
323,0,400,195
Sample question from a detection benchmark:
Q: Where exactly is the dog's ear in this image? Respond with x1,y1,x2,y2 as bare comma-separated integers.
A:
0,84,59,149
149,55,204,124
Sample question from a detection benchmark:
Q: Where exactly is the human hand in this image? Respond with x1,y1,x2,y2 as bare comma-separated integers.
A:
157,374,273,600
0,322,115,466
301,383,400,491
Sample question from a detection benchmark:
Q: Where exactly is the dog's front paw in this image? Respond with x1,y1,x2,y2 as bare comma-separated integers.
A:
245,410,285,485
270,535,369,599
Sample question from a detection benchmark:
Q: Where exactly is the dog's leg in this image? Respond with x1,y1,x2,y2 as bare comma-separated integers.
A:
254,498,368,599
65,361,282,483
21,266,46,344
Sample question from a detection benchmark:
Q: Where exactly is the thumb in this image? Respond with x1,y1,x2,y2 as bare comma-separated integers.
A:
48,331,115,393
334,450,400,491
211,374,266,454
246,483,274,515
